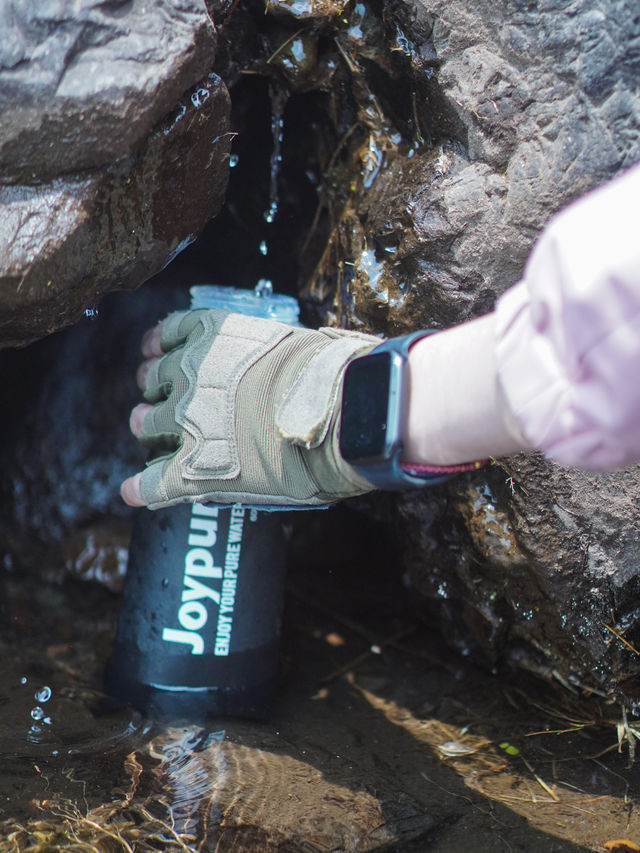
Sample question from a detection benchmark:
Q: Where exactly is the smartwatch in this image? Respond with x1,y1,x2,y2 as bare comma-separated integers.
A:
338,331,452,490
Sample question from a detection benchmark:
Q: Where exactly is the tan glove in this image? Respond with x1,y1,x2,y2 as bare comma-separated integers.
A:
130,309,381,509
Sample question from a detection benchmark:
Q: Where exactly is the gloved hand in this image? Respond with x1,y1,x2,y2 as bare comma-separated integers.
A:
120,308,381,509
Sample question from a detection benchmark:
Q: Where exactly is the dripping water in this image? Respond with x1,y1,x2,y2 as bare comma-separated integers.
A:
264,83,288,225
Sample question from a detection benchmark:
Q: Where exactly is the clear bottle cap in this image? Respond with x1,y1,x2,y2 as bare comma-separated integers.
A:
190,280,300,325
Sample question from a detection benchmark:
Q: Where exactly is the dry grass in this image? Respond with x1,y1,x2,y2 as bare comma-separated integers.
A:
0,752,200,853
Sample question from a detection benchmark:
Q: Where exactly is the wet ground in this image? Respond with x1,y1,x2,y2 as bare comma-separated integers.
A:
0,500,638,852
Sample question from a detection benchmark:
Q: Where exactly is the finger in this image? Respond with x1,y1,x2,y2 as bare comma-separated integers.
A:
141,324,163,358
120,472,146,507
130,400,180,453
136,357,159,391
136,398,181,453
129,402,153,437
137,458,190,509
159,309,212,352
142,347,185,403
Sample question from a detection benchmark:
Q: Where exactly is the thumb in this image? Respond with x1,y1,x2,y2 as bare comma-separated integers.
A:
120,472,146,507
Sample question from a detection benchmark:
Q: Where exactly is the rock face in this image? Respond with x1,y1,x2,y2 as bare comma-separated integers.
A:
214,0,640,699
378,0,640,700
0,0,231,346
321,0,640,700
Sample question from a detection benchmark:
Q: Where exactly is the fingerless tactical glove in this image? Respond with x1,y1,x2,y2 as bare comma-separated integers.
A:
136,309,381,508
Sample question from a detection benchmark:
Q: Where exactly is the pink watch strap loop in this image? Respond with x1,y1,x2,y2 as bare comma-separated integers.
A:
400,459,487,476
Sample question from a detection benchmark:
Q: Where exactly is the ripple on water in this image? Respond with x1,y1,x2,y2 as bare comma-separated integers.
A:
0,666,149,760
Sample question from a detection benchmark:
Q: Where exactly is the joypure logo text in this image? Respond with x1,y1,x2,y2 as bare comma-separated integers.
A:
162,503,244,656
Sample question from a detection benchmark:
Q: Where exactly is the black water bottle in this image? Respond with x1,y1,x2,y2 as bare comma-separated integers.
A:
106,284,299,719
106,501,287,719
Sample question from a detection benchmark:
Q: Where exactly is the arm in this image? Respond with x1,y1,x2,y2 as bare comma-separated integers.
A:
402,161,640,473
121,163,640,508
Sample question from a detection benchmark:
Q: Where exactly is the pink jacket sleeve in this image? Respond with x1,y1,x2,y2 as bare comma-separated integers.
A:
494,162,640,471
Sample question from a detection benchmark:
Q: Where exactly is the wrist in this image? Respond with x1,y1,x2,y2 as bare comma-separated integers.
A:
401,313,530,468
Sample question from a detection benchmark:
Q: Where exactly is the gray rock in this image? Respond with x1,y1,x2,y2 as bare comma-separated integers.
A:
0,0,231,346
296,0,640,700
382,0,640,700
0,0,218,183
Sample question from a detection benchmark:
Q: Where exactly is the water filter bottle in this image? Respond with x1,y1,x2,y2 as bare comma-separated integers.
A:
106,281,298,719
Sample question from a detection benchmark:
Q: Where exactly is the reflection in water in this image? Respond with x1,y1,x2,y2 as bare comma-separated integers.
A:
149,727,226,841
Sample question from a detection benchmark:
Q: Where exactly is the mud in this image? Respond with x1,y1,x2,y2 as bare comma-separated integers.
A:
2,0,639,701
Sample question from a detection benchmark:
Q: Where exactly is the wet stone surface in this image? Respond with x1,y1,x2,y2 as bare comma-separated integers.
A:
201,0,640,703
0,0,231,347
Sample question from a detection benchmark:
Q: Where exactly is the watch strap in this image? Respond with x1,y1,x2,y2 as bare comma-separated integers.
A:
351,331,446,489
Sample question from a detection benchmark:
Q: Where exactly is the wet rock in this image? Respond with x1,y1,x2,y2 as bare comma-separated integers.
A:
334,0,640,701
228,0,640,699
0,0,231,347
142,727,437,851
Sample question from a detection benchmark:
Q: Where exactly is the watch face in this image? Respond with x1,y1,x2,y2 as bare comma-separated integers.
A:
339,352,394,462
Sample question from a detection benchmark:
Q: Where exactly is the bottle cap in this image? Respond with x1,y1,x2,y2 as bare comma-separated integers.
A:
190,280,300,325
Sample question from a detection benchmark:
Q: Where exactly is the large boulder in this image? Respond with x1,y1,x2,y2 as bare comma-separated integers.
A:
0,0,231,346
265,0,640,700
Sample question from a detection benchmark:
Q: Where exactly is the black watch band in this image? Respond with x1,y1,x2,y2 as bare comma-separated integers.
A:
339,330,452,490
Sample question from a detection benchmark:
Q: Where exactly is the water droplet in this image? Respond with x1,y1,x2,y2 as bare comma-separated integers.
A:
20,676,27,685
162,577,169,588
254,279,273,298
263,85,287,225
34,686,51,703
31,706,44,721
191,87,210,109
229,153,239,167
259,240,268,256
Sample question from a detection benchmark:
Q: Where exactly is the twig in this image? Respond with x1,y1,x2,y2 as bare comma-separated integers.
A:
591,757,631,803
300,122,360,254
519,755,559,802
525,725,587,736
265,27,306,64
321,626,416,683
420,772,509,826
586,742,620,760
603,623,640,656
